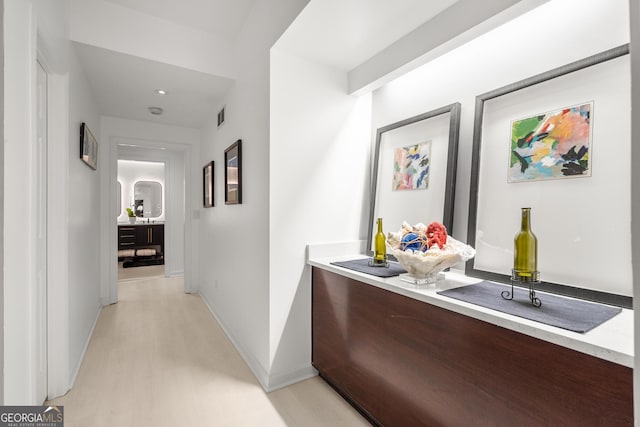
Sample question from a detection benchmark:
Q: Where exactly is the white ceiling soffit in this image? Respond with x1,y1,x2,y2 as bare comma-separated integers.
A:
348,0,551,94
274,0,460,71
102,0,257,39
73,41,233,128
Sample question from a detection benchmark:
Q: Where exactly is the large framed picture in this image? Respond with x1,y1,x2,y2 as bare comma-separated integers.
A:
466,44,631,307
80,122,98,170
224,139,242,205
367,103,461,258
203,161,214,208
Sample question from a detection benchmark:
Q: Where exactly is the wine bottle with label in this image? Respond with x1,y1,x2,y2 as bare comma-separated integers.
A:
513,207,538,281
373,218,387,265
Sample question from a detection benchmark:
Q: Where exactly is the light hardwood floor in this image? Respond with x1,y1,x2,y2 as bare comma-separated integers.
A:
47,275,369,427
117,262,165,281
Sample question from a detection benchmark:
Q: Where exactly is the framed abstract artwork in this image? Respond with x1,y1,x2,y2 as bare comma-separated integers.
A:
392,141,432,190
203,161,214,208
466,44,631,307
367,103,461,259
508,101,593,182
224,140,242,205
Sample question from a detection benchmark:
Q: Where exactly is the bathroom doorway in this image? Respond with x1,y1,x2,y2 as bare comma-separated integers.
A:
105,138,191,304
116,159,166,281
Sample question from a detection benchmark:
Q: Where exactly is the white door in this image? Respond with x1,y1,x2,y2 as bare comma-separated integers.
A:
35,59,48,403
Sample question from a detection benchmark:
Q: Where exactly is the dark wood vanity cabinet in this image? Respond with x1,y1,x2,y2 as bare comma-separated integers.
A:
312,267,632,427
118,224,164,255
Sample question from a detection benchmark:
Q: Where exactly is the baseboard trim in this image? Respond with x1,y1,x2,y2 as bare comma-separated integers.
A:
198,292,270,388
266,366,318,392
69,305,102,389
198,292,316,392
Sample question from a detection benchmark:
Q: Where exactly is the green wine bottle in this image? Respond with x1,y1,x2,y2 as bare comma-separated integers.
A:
513,207,538,281
374,218,386,264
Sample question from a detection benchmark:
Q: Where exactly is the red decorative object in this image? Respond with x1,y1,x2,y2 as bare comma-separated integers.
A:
426,221,447,249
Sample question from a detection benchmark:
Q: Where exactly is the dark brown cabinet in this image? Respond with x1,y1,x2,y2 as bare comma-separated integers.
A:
118,224,164,257
312,267,632,427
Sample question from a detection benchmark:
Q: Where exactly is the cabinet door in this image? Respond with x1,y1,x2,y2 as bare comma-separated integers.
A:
134,225,150,245
150,224,164,245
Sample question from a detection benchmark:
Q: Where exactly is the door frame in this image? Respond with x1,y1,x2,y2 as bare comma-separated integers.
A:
37,44,70,400
104,136,194,305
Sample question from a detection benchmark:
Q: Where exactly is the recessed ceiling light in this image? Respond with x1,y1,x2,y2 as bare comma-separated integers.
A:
154,89,168,95
148,106,164,115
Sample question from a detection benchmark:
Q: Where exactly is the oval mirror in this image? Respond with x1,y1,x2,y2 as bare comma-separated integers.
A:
133,181,163,218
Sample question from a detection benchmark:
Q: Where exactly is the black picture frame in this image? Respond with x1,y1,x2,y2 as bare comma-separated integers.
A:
80,122,98,170
217,106,225,127
366,103,461,259
203,161,214,208
224,139,242,205
466,44,631,308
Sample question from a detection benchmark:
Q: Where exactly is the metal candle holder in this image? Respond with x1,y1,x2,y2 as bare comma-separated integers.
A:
368,258,389,268
502,269,542,308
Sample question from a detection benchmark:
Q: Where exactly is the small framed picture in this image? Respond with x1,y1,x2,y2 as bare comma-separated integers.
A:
217,106,225,127
203,161,214,208
224,140,242,205
80,122,98,170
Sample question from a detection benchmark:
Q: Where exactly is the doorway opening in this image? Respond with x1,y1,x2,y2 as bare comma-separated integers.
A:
106,138,192,305
117,159,166,281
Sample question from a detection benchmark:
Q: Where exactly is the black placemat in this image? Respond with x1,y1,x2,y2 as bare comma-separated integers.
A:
331,258,407,278
437,281,622,333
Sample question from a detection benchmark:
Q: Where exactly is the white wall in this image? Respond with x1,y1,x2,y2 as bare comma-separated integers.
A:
67,26,102,390
4,0,102,402
371,0,630,295
268,49,372,387
628,0,640,422
0,0,5,406
4,0,38,404
100,116,199,302
197,0,310,390
117,160,165,222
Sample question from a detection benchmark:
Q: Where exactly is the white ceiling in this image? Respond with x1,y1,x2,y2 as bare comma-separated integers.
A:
103,0,257,38
74,41,233,128
276,0,460,71
73,0,465,129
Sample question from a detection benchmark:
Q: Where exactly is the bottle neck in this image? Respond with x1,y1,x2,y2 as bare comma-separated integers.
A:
377,218,383,233
521,209,531,231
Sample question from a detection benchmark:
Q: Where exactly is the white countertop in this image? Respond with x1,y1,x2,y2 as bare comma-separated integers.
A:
308,253,633,368
118,221,164,225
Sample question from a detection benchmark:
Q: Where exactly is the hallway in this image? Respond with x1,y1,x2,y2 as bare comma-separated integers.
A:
47,275,368,427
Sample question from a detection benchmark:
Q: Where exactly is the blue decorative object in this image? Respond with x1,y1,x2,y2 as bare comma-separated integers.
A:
401,232,427,252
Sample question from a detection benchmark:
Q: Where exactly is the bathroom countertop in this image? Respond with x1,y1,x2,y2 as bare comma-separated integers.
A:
118,221,164,225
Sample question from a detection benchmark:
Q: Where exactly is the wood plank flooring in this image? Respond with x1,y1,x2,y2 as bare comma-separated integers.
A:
47,275,368,427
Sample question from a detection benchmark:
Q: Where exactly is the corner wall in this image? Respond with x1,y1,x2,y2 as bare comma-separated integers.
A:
197,0,310,389
268,50,371,388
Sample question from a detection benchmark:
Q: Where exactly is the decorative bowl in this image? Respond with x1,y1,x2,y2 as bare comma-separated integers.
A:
389,236,476,285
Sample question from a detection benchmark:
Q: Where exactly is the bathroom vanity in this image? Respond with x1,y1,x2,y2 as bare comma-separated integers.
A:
118,223,164,262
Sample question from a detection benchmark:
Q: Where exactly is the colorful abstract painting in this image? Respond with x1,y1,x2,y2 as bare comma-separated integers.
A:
392,141,431,191
509,102,593,182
